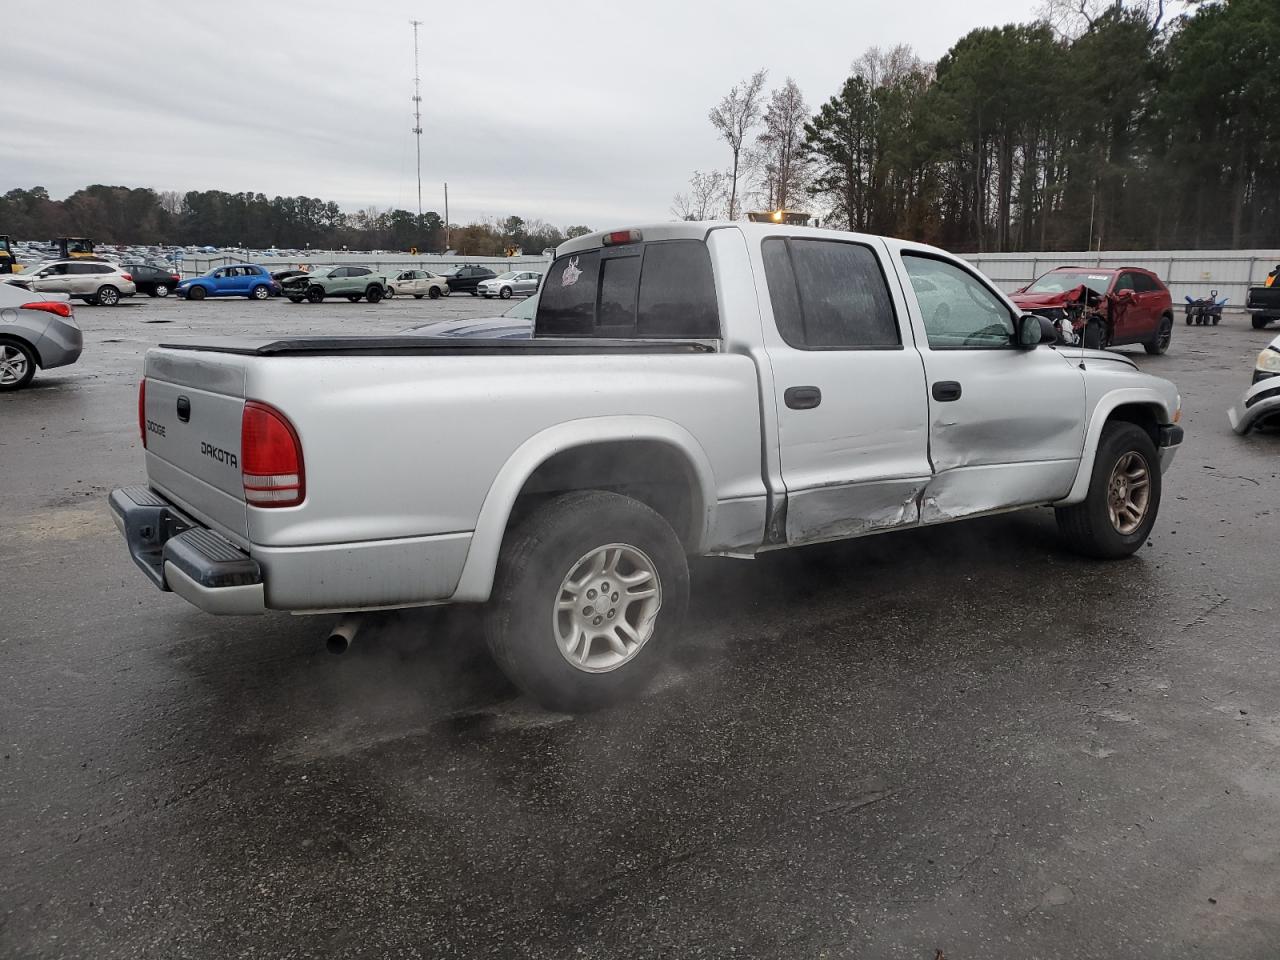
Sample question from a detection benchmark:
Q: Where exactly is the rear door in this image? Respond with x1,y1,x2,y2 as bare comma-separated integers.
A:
758,236,934,544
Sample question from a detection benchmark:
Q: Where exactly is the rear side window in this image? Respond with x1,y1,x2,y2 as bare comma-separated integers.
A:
535,240,719,338
762,238,899,349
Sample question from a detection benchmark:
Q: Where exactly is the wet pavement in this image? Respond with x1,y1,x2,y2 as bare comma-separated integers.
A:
2,295,1279,959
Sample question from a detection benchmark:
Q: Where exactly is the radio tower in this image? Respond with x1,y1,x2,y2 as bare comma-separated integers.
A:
410,19,423,219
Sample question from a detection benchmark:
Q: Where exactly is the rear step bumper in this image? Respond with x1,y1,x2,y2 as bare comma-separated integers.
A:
109,485,266,615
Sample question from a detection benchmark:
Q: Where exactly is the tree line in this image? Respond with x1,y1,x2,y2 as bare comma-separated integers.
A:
679,0,1280,251
0,185,592,255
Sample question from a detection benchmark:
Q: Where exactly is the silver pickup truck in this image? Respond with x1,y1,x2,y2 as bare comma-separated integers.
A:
111,223,1183,711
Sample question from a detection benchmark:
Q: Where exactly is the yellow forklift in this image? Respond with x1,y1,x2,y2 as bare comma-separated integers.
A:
56,237,96,259
0,235,14,274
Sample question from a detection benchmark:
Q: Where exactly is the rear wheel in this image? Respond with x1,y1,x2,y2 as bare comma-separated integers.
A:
0,338,37,392
485,491,689,713
469,289,478,296
1055,422,1161,559
1254,316,1273,330
96,285,120,306
250,284,269,300
1185,314,1193,326
188,285,207,301
366,285,383,303
306,286,325,303
1145,316,1172,355
155,283,170,297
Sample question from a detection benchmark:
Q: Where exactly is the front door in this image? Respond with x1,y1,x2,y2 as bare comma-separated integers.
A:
759,235,934,545
896,251,1086,521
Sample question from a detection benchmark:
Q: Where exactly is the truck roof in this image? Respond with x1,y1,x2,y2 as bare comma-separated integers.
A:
556,221,954,258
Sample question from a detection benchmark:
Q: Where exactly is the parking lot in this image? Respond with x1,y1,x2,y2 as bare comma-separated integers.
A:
3,295,1279,958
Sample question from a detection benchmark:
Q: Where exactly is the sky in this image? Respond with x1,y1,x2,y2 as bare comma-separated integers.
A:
4,0,1047,229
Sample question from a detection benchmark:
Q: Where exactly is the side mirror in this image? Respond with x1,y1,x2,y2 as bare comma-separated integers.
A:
1116,288,1136,301
1017,313,1057,348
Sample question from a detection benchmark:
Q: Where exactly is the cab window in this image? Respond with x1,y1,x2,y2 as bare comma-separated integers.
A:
902,254,1015,349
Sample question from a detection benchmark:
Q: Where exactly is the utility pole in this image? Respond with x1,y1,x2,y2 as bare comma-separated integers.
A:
410,19,423,221
444,181,449,249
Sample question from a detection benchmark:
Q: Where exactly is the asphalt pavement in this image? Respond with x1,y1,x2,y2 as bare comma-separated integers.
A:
2,293,1279,959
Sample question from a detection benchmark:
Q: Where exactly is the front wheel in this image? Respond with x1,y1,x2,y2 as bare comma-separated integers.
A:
1082,319,1106,350
1145,317,1172,355
485,491,689,713
365,285,383,303
1055,422,1161,559
306,286,325,303
96,285,120,306
499,286,513,300
188,285,207,301
0,338,37,391
250,284,270,300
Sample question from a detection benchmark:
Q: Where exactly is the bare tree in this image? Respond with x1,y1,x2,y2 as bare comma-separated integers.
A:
709,69,767,221
1038,0,1170,38
852,44,927,88
158,190,183,216
755,78,811,212
671,170,728,221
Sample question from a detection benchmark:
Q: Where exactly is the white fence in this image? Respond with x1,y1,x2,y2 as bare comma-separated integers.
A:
964,249,1280,308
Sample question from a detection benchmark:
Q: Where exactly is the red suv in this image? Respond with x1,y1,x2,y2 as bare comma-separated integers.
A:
1010,266,1174,355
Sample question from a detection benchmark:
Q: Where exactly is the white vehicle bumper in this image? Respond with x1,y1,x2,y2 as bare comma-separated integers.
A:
1228,377,1280,435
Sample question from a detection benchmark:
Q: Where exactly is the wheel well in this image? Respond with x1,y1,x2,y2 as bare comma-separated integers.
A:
510,441,704,551
0,333,41,367
1107,403,1162,445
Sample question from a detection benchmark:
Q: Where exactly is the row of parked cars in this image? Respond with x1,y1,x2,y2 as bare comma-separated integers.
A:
2,258,544,306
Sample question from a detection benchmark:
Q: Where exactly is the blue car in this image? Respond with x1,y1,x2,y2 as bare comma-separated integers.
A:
175,264,279,301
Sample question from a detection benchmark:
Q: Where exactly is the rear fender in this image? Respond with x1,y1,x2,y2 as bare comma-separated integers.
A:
450,416,717,602
1058,388,1175,504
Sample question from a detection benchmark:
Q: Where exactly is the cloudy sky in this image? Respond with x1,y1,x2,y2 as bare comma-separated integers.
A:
5,0,1045,228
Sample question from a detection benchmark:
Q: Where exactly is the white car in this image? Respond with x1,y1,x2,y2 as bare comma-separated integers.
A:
387,269,449,299
7,259,137,306
1228,332,1280,433
478,270,541,299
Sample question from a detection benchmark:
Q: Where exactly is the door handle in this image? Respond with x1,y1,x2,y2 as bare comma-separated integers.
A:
932,380,962,402
784,386,822,410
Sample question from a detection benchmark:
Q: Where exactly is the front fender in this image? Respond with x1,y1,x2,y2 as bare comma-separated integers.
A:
1057,387,1177,505
450,416,718,603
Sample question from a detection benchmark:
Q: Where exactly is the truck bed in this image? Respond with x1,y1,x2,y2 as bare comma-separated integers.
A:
157,336,719,357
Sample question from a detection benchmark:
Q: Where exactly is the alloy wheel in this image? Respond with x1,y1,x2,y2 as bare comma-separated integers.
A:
553,543,662,673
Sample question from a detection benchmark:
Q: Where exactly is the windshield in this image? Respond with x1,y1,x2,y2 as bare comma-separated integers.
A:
1025,271,1112,296
504,291,540,319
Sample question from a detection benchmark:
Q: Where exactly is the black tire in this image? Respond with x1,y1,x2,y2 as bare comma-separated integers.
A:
1253,316,1272,330
288,296,304,304
1144,316,1172,355
155,283,170,298
1055,422,1161,559
485,490,689,713
1184,314,1193,326
499,286,512,300
0,336,37,392
366,285,383,304
306,286,325,303
1212,315,1220,326
250,284,270,300
1082,319,1106,349
96,285,120,306
469,289,478,296
188,285,207,301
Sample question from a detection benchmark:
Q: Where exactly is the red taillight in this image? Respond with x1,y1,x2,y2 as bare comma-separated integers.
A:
601,229,642,246
20,300,72,318
121,273,133,282
138,379,147,448
241,401,305,507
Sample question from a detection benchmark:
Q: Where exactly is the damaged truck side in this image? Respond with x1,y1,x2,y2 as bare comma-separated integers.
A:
111,223,1184,712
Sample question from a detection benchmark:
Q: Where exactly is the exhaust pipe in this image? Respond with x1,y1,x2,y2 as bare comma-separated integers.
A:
326,614,363,655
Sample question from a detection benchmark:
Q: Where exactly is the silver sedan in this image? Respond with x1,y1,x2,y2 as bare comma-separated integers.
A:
0,281,83,391
477,270,541,300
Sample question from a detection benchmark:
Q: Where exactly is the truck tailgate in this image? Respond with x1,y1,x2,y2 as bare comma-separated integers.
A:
143,349,248,540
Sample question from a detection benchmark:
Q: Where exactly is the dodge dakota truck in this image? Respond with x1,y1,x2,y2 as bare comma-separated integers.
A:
111,223,1184,712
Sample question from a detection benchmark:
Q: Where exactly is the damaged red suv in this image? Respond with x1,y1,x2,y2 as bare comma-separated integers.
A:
1010,266,1174,355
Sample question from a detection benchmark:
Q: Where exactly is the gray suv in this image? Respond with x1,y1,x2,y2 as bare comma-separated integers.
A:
7,259,137,306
